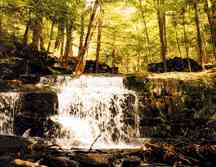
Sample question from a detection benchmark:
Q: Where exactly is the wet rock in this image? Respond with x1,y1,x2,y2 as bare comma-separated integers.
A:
0,135,32,159
41,157,80,167
19,74,40,84
0,155,14,167
121,157,141,167
0,80,13,90
14,91,58,137
20,91,58,116
206,120,216,129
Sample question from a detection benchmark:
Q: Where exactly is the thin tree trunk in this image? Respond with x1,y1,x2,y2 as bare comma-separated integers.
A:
55,22,65,50
32,18,42,50
204,0,216,58
194,0,204,69
40,34,45,51
23,20,31,45
201,25,208,63
60,39,64,57
0,0,5,35
137,53,141,73
163,11,168,56
63,20,73,62
47,21,55,52
0,14,2,35
75,0,100,75
78,12,85,56
0,20,2,35
112,48,117,69
95,15,103,73
111,30,117,72
175,27,182,57
183,9,191,72
156,0,167,72
126,53,129,73
138,0,151,60
210,0,216,47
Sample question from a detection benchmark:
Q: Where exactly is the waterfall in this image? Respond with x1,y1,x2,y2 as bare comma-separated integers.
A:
54,75,139,149
0,92,20,135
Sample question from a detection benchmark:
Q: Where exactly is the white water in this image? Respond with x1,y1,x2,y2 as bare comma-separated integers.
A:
54,75,139,149
0,92,20,135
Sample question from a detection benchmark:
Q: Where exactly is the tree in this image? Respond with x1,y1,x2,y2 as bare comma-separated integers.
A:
63,20,74,62
75,0,100,74
95,12,103,73
154,0,167,72
204,0,216,58
193,0,204,69
138,0,151,59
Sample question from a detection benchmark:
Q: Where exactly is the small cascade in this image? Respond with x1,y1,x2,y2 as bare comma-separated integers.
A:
54,75,139,149
0,92,20,135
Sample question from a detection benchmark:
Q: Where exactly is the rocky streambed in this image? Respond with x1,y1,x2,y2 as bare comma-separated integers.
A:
0,70,215,166
0,135,216,167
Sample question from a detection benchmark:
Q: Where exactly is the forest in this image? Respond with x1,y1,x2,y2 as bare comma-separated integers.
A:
0,0,215,74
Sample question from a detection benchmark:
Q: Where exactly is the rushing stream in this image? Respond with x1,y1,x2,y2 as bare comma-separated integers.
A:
53,75,139,149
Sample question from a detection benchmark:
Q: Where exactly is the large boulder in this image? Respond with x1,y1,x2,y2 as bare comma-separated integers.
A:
14,91,58,137
147,57,202,73
84,60,118,73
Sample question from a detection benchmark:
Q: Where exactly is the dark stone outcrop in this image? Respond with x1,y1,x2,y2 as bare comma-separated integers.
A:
147,57,202,73
84,60,118,73
125,76,216,140
14,91,58,137
0,41,75,80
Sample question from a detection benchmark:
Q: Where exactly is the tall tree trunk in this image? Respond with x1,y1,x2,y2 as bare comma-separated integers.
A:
32,17,42,50
0,18,2,35
95,15,103,73
201,25,208,63
183,8,191,72
47,21,55,53
204,0,216,58
78,12,85,56
75,0,100,75
156,0,167,72
110,30,117,72
62,20,73,63
210,0,216,47
138,0,151,60
175,27,182,57
0,12,2,35
194,0,204,69
55,21,65,51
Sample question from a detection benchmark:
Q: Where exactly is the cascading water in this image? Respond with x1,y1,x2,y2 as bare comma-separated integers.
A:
54,75,139,149
0,92,20,135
